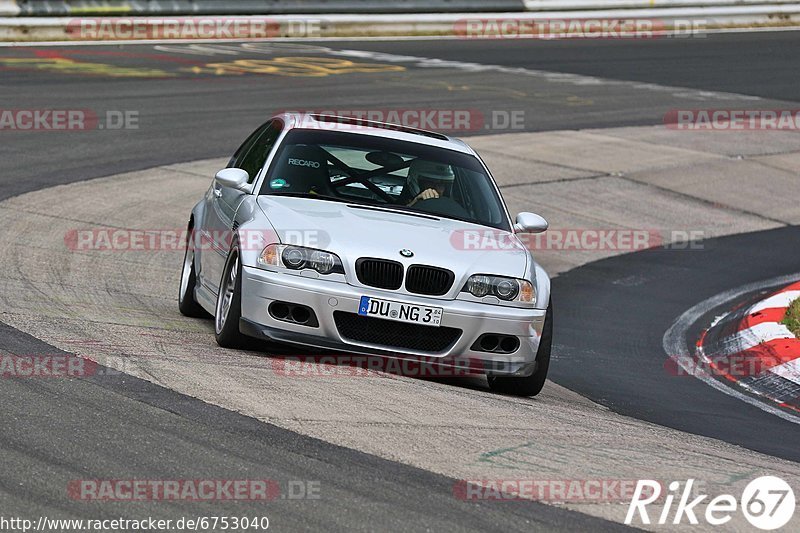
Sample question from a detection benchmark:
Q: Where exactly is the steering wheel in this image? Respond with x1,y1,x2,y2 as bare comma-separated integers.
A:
411,197,471,219
330,176,396,204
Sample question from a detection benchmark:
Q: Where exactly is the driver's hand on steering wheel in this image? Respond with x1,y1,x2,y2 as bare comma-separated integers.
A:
409,188,440,207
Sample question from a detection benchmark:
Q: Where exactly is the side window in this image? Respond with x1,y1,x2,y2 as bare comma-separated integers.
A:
229,124,267,169
230,121,282,183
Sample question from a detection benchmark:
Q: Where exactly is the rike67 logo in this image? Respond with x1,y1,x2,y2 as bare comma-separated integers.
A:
626,477,795,530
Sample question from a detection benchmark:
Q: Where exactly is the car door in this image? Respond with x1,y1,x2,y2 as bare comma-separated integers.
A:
199,120,282,295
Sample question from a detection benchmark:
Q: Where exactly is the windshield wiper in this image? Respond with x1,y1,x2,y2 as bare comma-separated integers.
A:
268,192,349,203
346,204,440,221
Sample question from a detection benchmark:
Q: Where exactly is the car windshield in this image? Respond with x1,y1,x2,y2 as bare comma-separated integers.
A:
259,129,510,231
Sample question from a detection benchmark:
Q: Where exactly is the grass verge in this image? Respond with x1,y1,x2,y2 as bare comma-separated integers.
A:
783,297,800,338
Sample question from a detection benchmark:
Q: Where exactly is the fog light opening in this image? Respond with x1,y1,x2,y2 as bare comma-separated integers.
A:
271,303,290,320
501,337,520,353
291,306,311,325
480,335,499,352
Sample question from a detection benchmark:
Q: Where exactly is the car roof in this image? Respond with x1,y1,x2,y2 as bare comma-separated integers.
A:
274,113,476,155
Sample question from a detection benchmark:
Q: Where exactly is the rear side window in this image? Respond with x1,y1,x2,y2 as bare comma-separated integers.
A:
229,120,282,183
229,124,267,168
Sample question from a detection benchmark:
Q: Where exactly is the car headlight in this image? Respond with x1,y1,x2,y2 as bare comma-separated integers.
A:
463,275,535,304
258,244,344,275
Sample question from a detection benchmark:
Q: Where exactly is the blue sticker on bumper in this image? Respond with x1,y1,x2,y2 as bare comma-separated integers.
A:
358,296,370,316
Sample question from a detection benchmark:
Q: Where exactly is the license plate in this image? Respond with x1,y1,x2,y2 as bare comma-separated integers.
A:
358,296,443,327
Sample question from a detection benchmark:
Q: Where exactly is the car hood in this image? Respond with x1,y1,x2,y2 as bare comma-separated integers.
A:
256,196,529,284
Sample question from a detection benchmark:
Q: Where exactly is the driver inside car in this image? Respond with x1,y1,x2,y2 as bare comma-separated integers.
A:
403,160,456,207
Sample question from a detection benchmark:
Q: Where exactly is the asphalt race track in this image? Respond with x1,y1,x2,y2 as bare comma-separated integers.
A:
553,225,800,461
1,31,799,530
2,31,799,199
0,323,627,532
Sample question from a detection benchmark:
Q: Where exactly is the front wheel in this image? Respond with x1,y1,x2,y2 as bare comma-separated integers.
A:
488,302,553,397
214,244,246,349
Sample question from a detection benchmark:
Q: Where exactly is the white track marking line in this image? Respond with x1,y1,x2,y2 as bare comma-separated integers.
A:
663,272,800,425
323,47,759,100
771,359,800,385
749,290,800,314
709,322,795,357
147,41,756,101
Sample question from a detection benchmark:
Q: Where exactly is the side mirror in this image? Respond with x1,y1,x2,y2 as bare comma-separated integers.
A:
514,212,548,234
215,168,251,192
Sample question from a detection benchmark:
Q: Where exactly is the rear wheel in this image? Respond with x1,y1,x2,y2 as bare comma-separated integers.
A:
214,243,246,349
488,302,553,397
178,228,209,318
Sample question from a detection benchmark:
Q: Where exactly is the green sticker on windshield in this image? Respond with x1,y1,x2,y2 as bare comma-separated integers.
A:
270,178,288,189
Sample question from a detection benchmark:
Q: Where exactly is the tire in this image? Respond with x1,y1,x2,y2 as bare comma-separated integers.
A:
178,228,209,318
488,302,553,397
214,243,246,349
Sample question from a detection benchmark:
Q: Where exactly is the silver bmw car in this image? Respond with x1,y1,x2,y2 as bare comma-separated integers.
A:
179,113,552,396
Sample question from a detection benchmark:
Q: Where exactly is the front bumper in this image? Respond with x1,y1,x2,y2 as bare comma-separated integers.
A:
240,266,547,376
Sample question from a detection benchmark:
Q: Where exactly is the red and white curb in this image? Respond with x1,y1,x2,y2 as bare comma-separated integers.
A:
697,281,800,414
